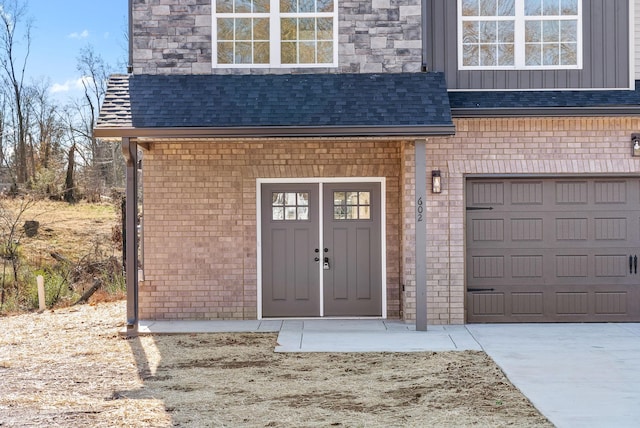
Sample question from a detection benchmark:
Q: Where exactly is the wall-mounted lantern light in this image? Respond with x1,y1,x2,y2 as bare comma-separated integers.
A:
633,134,640,157
432,170,442,193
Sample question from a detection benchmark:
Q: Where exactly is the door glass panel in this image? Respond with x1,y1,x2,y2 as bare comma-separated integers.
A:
333,190,372,220
272,207,284,220
297,193,309,205
359,191,370,205
297,206,309,220
284,192,297,205
285,207,297,220
272,191,310,220
272,192,284,205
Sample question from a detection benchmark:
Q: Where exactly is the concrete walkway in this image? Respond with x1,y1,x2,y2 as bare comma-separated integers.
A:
137,319,640,427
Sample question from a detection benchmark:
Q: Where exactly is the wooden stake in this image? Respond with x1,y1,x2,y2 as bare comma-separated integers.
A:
37,275,45,310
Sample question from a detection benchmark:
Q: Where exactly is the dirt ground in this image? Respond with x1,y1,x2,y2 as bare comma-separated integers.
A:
0,301,552,427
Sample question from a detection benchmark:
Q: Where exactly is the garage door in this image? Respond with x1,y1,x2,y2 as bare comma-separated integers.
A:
466,177,640,323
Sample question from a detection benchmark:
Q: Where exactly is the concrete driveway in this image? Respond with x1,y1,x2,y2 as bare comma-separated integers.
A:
466,323,640,428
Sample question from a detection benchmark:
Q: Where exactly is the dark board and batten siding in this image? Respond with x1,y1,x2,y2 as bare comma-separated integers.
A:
426,0,630,90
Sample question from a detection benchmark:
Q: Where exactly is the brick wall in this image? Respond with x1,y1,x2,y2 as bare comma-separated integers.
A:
139,139,404,320
412,117,640,324
138,117,640,323
131,0,422,74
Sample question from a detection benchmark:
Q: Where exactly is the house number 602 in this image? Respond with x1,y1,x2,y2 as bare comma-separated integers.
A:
417,197,424,222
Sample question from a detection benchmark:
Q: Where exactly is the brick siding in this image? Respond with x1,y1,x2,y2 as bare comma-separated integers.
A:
138,117,640,323
413,117,640,324
139,139,404,320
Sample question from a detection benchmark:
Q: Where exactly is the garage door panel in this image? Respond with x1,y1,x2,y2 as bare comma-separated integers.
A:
511,218,544,241
471,219,504,241
467,177,640,323
594,255,628,277
470,181,505,205
511,292,544,315
511,255,544,278
595,292,627,314
595,217,627,240
511,181,544,205
555,181,588,204
594,180,627,204
556,292,589,315
471,293,505,316
555,218,588,240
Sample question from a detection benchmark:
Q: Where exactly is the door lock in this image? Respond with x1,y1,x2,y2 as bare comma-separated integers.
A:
323,257,330,270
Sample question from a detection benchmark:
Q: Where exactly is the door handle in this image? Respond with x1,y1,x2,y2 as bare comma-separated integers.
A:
634,255,637,274
631,255,634,274
323,257,330,270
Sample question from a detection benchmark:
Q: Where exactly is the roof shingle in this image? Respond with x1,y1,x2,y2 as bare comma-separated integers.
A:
96,73,455,137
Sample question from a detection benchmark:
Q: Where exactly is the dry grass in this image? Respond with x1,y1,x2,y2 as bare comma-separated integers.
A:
19,200,119,263
0,301,552,427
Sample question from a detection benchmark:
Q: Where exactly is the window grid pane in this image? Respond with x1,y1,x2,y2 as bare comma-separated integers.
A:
215,0,335,67
333,191,371,220
272,192,310,221
461,0,580,69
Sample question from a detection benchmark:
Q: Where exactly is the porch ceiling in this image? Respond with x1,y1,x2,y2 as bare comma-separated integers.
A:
94,73,456,139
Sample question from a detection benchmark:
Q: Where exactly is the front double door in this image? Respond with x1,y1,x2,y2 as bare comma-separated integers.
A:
261,182,382,317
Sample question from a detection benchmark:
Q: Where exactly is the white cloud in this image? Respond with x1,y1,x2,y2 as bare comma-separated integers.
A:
50,77,88,94
68,30,90,39
50,82,71,93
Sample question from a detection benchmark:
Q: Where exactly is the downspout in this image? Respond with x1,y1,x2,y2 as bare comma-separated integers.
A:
122,138,139,336
421,0,428,71
128,0,133,73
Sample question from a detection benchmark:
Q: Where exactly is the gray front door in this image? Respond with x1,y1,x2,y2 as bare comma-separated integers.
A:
261,182,382,317
262,184,320,317
323,183,382,316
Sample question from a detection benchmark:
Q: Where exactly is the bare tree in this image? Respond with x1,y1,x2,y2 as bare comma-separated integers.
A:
0,0,32,185
29,80,62,171
71,45,124,199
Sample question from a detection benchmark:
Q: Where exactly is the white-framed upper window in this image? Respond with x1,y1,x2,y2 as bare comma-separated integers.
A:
213,0,338,68
458,0,582,70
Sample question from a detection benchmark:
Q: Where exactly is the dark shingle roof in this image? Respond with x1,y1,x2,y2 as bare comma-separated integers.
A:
96,73,455,138
449,83,640,117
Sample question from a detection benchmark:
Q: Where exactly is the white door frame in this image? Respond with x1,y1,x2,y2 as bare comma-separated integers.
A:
256,177,387,319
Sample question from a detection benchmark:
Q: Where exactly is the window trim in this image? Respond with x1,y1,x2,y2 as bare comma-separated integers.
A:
212,0,339,68
457,0,583,71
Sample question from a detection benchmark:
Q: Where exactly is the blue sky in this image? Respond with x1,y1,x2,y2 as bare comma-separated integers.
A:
27,0,128,101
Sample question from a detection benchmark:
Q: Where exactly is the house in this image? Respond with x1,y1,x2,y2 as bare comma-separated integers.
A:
96,0,640,334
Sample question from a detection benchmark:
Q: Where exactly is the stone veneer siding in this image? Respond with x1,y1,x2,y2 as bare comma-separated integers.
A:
139,139,405,320
131,0,422,75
